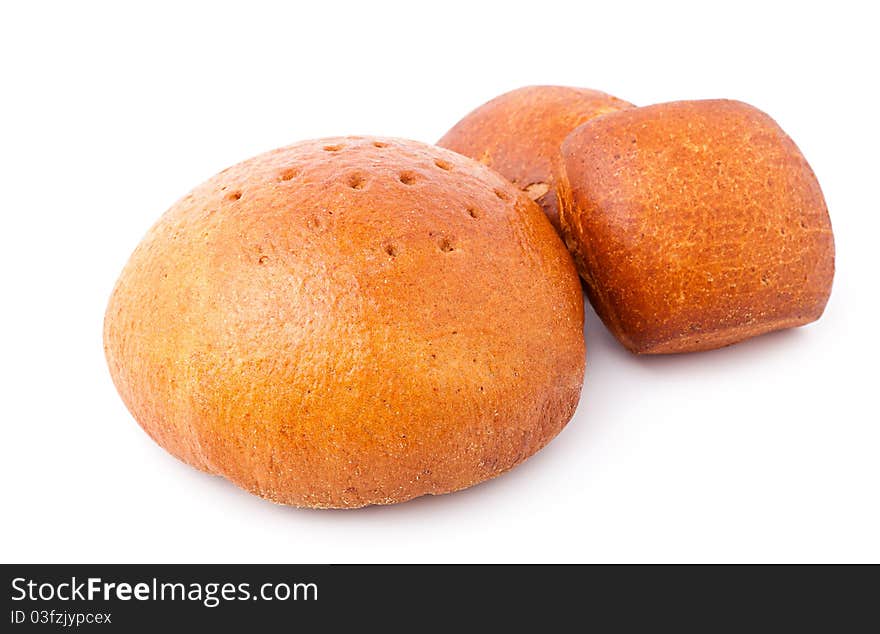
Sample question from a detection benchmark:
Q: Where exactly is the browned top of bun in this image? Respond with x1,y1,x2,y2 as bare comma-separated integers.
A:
104,137,585,508
559,99,834,353
438,86,633,231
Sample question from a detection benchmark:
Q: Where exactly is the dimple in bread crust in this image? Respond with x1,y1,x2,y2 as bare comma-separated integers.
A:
438,86,634,233
103,137,586,508
559,100,834,354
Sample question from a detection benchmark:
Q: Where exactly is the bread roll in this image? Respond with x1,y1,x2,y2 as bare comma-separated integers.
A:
438,86,633,232
559,99,834,353
104,137,585,508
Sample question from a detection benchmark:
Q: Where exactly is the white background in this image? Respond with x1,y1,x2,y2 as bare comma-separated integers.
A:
2,1,877,563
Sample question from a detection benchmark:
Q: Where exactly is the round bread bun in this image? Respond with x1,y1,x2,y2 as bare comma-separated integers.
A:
438,86,633,232
104,136,586,508
559,100,834,354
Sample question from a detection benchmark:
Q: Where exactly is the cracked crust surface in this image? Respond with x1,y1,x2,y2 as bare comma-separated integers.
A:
559,100,834,353
104,137,585,508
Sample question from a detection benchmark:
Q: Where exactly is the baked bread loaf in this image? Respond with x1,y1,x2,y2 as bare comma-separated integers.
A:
559,99,834,354
438,86,633,233
104,137,585,508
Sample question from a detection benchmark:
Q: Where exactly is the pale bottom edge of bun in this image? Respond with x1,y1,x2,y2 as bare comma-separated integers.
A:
193,402,580,510
633,312,825,355
246,435,561,510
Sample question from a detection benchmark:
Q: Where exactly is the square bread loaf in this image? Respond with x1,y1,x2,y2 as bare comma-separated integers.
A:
559,99,834,353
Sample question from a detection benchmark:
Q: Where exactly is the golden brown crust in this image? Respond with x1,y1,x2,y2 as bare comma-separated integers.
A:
437,86,633,233
104,137,585,508
559,100,834,354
